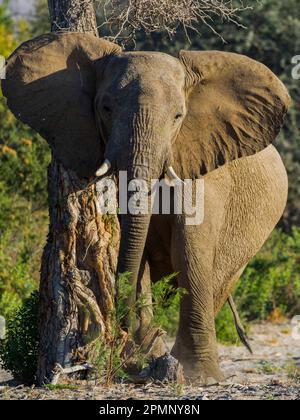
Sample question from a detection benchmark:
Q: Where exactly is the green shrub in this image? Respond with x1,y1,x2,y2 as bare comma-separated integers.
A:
0,182,48,317
215,304,241,345
236,228,300,321
0,292,39,384
216,228,300,344
152,273,186,337
91,273,186,384
0,131,50,207
0,2,50,318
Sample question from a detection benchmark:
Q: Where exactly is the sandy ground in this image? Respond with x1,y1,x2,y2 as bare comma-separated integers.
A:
1,322,300,400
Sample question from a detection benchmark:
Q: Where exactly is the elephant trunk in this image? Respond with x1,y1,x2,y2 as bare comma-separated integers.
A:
117,211,151,291
115,111,164,332
116,163,153,333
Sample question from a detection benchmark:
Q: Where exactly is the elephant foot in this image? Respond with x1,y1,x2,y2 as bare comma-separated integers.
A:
184,361,226,387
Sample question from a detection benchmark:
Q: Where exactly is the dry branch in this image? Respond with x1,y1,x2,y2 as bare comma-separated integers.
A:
95,0,252,45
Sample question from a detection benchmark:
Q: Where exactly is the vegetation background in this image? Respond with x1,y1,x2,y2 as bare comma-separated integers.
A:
0,0,300,348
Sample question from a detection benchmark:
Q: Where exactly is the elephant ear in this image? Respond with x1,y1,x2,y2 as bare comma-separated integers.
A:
2,32,121,178
173,51,291,179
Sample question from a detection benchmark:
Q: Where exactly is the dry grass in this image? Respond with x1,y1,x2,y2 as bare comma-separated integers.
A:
95,0,252,45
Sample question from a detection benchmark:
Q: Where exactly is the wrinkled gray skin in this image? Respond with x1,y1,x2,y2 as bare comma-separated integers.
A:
95,53,288,385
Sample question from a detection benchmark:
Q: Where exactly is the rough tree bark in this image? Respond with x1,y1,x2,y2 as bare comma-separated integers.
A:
37,0,120,385
48,0,98,34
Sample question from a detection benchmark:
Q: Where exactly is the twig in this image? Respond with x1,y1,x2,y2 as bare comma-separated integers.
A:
51,363,94,385
95,0,252,46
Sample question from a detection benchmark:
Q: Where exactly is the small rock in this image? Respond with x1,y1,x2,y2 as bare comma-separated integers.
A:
140,353,185,384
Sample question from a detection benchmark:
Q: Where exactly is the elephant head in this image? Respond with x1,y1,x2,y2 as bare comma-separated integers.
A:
2,33,291,329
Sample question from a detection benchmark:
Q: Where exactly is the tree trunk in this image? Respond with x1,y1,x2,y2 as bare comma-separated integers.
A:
36,0,120,385
48,0,98,34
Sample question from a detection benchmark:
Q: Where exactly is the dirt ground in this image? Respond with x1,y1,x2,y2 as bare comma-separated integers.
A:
1,322,300,400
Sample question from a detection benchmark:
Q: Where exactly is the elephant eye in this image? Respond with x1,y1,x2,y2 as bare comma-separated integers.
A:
103,105,112,114
175,113,183,121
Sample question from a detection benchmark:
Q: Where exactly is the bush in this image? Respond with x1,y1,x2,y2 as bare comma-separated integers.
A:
152,273,186,337
0,133,50,207
91,273,186,385
0,182,48,317
0,2,50,317
216,228,300,344
0,292,39,384
216,305,241,346
235,228,300,321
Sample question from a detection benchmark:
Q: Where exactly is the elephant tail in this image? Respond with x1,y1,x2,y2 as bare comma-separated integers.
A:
227,295,253,354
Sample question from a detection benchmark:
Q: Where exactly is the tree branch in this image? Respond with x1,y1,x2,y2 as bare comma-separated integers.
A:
95,0,252,45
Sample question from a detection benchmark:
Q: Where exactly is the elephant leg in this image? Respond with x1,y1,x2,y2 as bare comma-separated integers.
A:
135,253,167,359
171,224,225,385
172,276,225,385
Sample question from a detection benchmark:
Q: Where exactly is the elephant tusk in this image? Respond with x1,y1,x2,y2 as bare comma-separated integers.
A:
165,166,185,185
95,159,112,177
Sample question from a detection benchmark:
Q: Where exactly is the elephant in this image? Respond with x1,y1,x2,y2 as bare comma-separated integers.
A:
2,32,291,385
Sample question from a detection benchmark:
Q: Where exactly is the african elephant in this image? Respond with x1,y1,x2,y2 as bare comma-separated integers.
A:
2,32,290,385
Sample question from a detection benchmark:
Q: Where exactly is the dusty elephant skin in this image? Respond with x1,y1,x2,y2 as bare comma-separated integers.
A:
2,32,291,385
